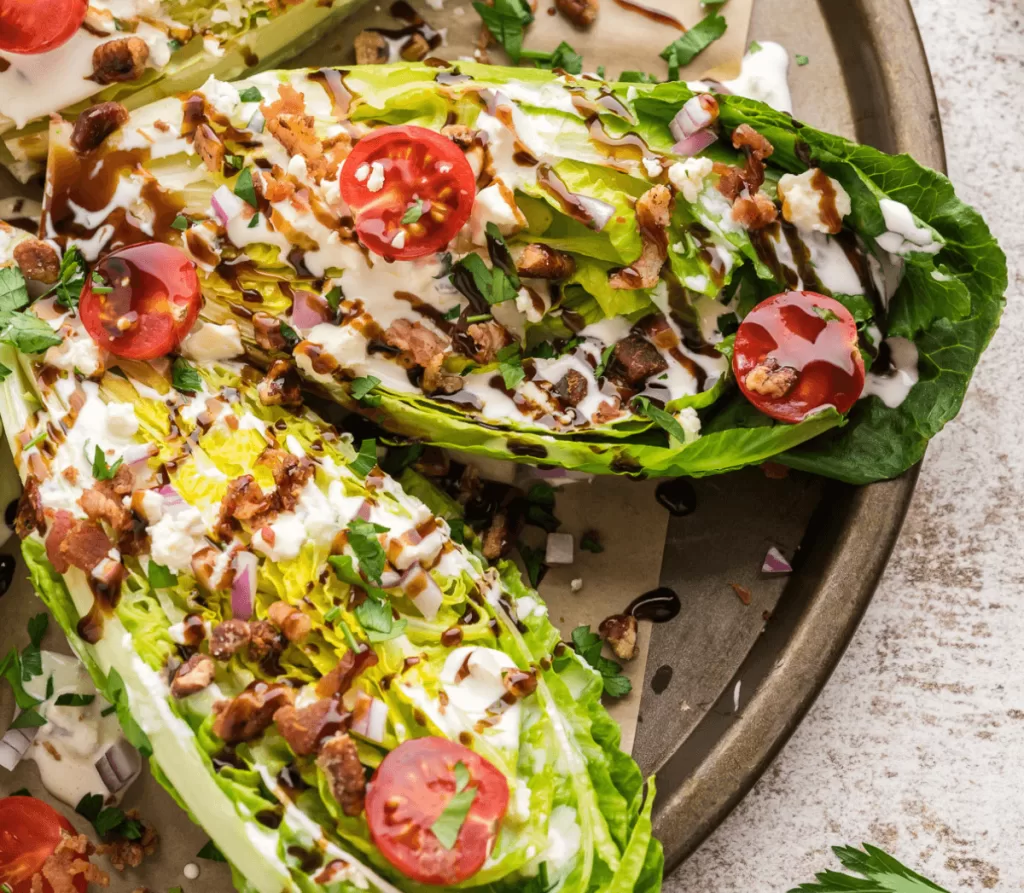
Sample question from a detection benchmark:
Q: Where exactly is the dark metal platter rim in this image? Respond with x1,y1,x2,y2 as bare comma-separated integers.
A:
653,0,944,871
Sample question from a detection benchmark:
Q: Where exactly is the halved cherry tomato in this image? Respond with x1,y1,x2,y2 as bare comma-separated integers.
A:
340,125,476,260
365,737,509,886
732,290,865,423
0,796,87,893
0,0,88,55
80,242,201,360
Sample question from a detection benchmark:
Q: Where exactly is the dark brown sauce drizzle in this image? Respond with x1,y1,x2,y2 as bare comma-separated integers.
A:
651,664,673,694
613,0,686,30
625,587,681,623
654,479,697,516
0,555,14,597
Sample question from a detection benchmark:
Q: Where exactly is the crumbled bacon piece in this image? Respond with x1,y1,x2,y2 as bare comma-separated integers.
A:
555,0,598,27
45,510,76,574
210,619,251,660
516,243,576,280
31,833,108,893
744,358,798,397
731,191,779,230
598,613,638,660
15,477,44,539
731,123,774,193
608,333,667,386
257,165,296,204
267,600,312,642
191,545,232,593
212,682,294,744
261,85,338,182
609,185,671,289
467,321,511,364
253,312,287,351
383,319,449,369
92,37,148,85
257,448,315,513
440,124,476,148
714,161,745,202
257,359,303,407
194,123,225,174
70,101,129,154
217,474,272,537
317,733,366,816
59,520,114,573
354,30,389,64
170,653,216,698
593,397,623,424
13,239,60,284
79,480,132,534
274,697,347,756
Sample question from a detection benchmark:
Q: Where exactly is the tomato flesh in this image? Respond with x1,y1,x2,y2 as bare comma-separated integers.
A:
340,125,476,260
80,242,201,360
366,737,509,886
0,797,86,893
0,0,88,54
732,290,865,423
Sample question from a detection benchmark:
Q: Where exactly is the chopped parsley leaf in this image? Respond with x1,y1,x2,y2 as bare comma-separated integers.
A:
234,167,258,209
172,357,202,394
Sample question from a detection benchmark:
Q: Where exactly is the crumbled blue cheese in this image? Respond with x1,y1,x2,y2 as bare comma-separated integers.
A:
148,505,208,573
181,321,243,363
668,157,714,204
777,168,851,234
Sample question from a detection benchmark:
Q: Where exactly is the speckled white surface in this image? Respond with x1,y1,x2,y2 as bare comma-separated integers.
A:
666,2,1023,890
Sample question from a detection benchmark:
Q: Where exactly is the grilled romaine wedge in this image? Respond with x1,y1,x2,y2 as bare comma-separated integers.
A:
39,63,1006,482
0,240,660,892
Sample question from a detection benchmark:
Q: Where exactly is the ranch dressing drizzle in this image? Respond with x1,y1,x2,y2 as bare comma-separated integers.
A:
20,651,141,807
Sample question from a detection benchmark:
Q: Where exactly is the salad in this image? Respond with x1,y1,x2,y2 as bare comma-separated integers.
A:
35,63,1006,483
0,222,660,891
0,0,364,180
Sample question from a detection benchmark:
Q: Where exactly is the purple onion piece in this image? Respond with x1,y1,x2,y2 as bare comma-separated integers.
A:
761,546,793,574
0,725,37,771
94,739,140,793
231,550,258,619
672,129,718,157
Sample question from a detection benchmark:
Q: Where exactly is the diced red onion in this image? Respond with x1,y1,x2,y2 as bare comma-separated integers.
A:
399,565,443,621
673,130,718,157
350,693,388,743
248,109,265,133
761,546,793,574
670,94,717,142
94,739,140,793
290,290,329,331
231,550,258,619
156,484,184,504
0,725,37,770
356,500,373,522
210,185,244,227
124,443,158,467
379,568,402,589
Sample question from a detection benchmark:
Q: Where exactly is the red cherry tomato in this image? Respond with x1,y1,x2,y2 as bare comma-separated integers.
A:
340,125,476,260
80,242,201,360
0,0,87,55
732,290,865,423
0,797,87,893
365,737,509,886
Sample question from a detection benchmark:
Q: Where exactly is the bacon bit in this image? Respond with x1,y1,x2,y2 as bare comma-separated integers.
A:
731,123,774,193
267,600,312,643
730,582,752,605
608,332,668,386
714,161,745,202
481,512,512,560
731,191,779,230
59,520,114,573
217,474,272,537
44,512,73,574
252,312,287,351
15,477,45,539
383,318,450,369
609,185,671,289
191,545,232,593
13,239,60,284
467,320,512,364
79,481,132,534
256,448,315,513
273,698,348,756
316,647,380,699
70,101,129,154
592,397,623,424
440,124,476,148
257,359,304,407
247,619,286,664
30,833,109,893
554,369,588,406
194,123,225,174
92,37,148,85
212,682,294,744
261,85,337,182
257,164,297,204
400,33,431,61
317,733,366,816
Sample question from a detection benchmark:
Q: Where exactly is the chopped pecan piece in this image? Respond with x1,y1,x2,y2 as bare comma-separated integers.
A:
383,319,449,369
257,359,303,406
92,37,149,85
248,619,286,664
13,239,60,285
194,123,225,174
96,814,157,870
210,619,251,660
317,733,366,816
731,123,774,193
59,520,114,573
316,647,380,699
515,243,576,280
731,191,779,230
15,477,44,539
482,511,512,560
354,30,389,64
554,369,588,406
744,358,798,397
170,654,216,698
212,682,294,743
467,320,512,364
31,833,109,893
598,613,638,661
421,354,464,396
267,600,312,642
502,667,538,699
191,545,232,593
400,33,430,61
593,398,623,424
253,312,287,351
608,333,667,386
714,161,745,202
609,185,671,289
217,474,272,537
274,697,347,756
69,101,129,154
440,124,476,148
555,0,598,27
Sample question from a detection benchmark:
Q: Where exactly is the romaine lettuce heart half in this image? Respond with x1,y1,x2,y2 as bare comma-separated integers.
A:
39,63,1006,483
0,290,661,891
0,0,366,180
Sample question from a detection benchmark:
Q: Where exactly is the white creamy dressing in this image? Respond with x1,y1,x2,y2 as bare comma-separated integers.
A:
762,224,865,295
875,198,943,255
714,41,794,114
17,651,141,807
862,336,919,408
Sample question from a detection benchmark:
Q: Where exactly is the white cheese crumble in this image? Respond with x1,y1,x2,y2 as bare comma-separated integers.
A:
180,321,243,363
105,403,140,439
202,77,240,118
469,181,524,244
147,505,208,574
366,161,386,193
668,157,714,204
777,168,852,234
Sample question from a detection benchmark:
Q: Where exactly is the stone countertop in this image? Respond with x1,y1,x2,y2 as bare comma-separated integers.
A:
667,2,1023,890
